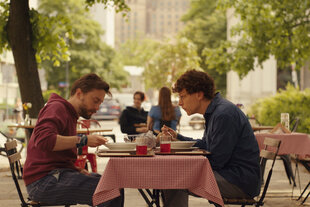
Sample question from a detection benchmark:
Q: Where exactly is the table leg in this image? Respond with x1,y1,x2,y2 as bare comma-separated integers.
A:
138,189,161,207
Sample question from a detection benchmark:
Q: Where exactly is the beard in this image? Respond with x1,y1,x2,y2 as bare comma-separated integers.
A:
79,102,96,119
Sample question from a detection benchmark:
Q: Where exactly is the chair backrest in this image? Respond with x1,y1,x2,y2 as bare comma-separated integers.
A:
291,117,300,132
77,120,101,155
258,137,281,204
4,140,27,206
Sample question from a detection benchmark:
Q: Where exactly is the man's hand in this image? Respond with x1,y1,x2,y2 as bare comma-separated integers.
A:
161,125,178,140
136,127,148,133
87,135,108,147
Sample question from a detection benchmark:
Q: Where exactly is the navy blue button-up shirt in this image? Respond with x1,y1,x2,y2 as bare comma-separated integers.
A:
177,93,261,198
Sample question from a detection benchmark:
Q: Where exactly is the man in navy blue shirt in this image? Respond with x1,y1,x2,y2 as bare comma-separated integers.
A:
162,70,261,207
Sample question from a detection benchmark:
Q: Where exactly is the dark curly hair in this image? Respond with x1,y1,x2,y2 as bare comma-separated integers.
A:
172,69,215,100
70,73,111,96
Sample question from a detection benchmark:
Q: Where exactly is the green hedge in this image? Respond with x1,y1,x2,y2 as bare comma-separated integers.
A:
248,84,310,133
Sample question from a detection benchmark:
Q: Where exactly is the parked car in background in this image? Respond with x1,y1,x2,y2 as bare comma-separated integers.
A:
179,108,204,130
91,98,121,120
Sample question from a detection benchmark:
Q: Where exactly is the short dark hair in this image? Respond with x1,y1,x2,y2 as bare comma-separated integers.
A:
172,69,215,100
134,91,145,101
70,73,111,96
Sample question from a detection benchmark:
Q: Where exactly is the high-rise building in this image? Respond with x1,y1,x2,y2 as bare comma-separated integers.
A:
115,0,190,47
90,4,115,48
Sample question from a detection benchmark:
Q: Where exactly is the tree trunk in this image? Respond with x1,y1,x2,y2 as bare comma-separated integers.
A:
7,0,44,118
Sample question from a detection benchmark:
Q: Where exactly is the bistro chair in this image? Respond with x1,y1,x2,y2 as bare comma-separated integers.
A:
223,137,281,207
4,140,73,207
277,117,300,187
75,119,100,172
297,181,310,205
1,130,24,178
295,158,310,204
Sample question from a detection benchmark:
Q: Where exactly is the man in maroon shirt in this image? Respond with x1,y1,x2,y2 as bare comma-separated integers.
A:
23,74,122,206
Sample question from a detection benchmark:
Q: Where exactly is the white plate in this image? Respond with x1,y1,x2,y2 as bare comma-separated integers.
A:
104,143,136,150
170,141,196,149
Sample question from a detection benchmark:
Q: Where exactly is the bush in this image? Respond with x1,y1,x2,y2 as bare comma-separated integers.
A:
42,89,61,103
248,84,310,133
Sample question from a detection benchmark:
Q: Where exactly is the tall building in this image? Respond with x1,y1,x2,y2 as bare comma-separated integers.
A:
90,3,115,48
115,0,190,46
226,8,277,108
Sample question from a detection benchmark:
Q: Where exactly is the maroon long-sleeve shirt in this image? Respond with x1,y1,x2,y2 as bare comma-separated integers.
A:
23,93,79,186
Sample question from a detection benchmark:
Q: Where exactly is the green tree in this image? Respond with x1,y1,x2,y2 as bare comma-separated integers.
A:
144,37,201,89
116,37,161,67
180,0,227,94
39,0,127,98
116,37,200,90
249,84,310,133
0,0,129,118
205,0,310,78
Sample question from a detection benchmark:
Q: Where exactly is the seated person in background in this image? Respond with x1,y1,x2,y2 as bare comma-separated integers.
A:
23,74,123,206
147,86,181,134
161,70,261,207
119,91,148,135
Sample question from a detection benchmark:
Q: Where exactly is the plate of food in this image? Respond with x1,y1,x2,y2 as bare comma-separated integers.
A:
170,141,197,149
104,142,136,151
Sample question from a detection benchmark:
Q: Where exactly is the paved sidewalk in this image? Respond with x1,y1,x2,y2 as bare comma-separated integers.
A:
0,154,309,206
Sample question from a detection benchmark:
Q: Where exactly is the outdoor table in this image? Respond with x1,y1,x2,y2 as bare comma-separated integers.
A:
93,155,224,206
8,124,112,136
255,132,310,188
7,124,113,146
252,126,274,132
255,132,310,157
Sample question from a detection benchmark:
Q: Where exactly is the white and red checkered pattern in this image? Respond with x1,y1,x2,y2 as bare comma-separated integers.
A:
93,155,223,206
256,133,310,157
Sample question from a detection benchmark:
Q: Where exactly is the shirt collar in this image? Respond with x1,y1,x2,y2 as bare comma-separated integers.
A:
203,92,221,119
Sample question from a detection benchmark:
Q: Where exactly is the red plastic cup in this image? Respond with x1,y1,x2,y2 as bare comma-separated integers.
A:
160,142,171,153
136,145,148,155
135,136,148,155
160,134,172,153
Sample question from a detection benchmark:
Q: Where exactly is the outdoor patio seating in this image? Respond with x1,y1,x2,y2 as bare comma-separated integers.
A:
4,139,73,207
223,137,281,207
75,119,100,172
295,158,310,204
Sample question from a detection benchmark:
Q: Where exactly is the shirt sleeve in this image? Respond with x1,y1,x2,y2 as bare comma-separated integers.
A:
206,113,239,170
32,103,67,151
148,106,156,118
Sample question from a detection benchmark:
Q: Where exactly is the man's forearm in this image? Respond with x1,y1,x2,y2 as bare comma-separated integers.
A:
53,135,80,151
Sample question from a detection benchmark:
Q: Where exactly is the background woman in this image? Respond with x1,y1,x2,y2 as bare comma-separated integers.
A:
147,87,181,134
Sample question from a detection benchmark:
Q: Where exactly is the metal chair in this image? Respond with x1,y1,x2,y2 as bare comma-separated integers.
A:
4,140,73,207
295,158,310,204
223,137,281,207
278,117,300,187
75,120,100,172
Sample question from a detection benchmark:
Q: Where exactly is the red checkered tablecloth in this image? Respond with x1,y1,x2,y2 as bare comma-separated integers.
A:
255,133,310,156
93,155,223,206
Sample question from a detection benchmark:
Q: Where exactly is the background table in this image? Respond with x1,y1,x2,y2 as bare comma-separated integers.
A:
252,126,274,132
93,155,223,206
255,133,310,156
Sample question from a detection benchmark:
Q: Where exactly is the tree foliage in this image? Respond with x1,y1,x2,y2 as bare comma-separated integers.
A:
179,0,227,94
143,37,201,90
116,37,161,67
0,0,129,117
39,0,127,97
206,0,310,78
248,84,310,133
116,37,200,90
